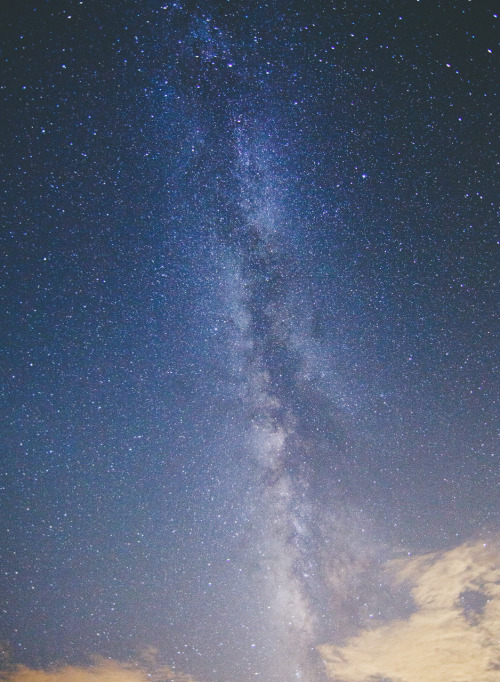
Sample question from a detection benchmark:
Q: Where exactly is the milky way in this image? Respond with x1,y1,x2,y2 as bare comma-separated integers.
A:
213,128,371,679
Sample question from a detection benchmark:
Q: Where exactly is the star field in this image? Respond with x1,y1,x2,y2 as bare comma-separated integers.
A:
1,1,498,680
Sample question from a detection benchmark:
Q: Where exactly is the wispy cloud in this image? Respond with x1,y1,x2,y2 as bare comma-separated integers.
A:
319,539,500,682
0,657,199,682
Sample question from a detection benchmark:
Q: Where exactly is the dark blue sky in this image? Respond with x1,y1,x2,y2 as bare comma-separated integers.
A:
1,1,498,680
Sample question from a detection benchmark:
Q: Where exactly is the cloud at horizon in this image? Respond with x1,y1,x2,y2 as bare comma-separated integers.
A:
2,540,499,682
319,539,500,682
0,658,199,682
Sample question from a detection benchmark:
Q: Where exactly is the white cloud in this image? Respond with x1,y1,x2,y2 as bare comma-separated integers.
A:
319,540,500,682
0,657,199,682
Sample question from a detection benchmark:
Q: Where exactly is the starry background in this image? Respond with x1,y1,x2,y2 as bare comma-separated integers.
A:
0,1,498,681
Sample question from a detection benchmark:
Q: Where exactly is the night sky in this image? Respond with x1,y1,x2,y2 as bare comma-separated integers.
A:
1,1,498,681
